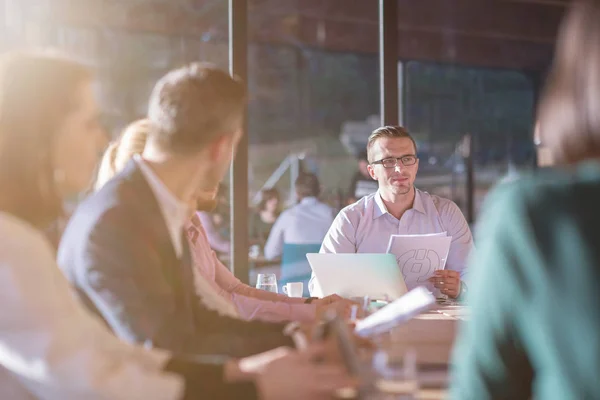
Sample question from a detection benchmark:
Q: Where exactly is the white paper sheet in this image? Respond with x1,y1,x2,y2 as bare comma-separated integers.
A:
355,287,435,337
386,233,452,291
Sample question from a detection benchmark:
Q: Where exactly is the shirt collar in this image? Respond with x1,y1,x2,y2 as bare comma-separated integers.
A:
373,188,426,219
299,197,318,205
412,188,427,214
373,191,388,219
134,155,191,246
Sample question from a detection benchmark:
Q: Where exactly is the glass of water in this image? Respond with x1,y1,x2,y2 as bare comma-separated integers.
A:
368,347,419,399
256,273,278,293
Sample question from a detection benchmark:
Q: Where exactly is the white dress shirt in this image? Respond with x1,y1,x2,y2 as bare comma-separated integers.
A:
263,197,334,260
311,189,474,294
0,212,182,400
134,155,191,258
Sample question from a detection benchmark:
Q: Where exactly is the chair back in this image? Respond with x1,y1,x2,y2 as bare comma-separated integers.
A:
280,243,321,297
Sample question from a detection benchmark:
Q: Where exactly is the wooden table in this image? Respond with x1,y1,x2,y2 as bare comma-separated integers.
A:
385,305,467,365
371,305,467,399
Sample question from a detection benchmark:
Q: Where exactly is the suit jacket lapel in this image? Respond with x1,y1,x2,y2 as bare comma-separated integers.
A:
179,230,200,324
118,160,183,293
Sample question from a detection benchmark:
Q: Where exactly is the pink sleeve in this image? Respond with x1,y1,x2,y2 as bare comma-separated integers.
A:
210,244,307,304
212,251,316,322
197,212,231,254
231,293,317,323
191,222,316,322
212,254,245,293
186,221,233,301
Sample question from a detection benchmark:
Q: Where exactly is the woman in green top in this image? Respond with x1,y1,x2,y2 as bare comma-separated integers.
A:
451,1,600,399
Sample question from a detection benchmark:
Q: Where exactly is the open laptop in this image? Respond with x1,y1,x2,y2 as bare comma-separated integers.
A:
307,253,408,300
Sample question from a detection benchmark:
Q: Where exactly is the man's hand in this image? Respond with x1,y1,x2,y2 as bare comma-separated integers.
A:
314,295,361,319
314,294,344,305
301,320,373,362
255,344,357,400
428,270,461,298
234,347,293,379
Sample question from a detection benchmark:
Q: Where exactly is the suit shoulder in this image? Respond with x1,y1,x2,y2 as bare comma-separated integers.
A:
61,178,145,252
74,176,143,221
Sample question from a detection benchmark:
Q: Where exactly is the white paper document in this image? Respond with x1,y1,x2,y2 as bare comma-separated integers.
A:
355,287,436,337
386,233,452,291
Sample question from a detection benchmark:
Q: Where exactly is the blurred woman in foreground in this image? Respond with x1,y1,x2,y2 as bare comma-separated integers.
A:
451,1,600,399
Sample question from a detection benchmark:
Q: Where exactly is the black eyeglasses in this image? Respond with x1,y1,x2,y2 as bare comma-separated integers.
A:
370,155,418,168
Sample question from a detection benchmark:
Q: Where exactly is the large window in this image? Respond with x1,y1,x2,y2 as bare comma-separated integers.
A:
3,0,549,282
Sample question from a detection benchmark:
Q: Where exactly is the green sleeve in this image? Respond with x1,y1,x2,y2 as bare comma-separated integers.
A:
450,185,534,400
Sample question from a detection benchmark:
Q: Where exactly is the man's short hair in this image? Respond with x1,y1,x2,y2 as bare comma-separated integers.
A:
148,62,246,153
295,173,321,199
366,126,417,163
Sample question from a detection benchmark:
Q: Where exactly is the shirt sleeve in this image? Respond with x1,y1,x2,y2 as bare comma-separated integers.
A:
309,209,357,295
319,209,357,254
437,199,474,282
231,293,317,323
192,221,315,323
214,245,317,323
212,248,244,293
0,223,183,400
164,356,258,400
450,187,533,400
263,213,286,260
198,212,231,254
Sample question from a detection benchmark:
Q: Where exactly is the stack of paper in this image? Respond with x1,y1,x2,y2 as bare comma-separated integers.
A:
355,287,436,337
386,233,452,291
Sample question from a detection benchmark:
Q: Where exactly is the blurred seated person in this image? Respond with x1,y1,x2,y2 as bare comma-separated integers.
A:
95,119,152,189
96,121,353,323
313,126,474,299
249,188,280,249
189,201,353,322
347,150,379,204
197,185,231,255
451,1,600,398
0,50,356,400
264,173,334,261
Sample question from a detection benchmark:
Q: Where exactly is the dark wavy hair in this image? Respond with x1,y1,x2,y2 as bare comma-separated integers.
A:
0,51,91,228
257,188,280,212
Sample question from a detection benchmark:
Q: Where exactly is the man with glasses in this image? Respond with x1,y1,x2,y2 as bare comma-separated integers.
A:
310,126,473,300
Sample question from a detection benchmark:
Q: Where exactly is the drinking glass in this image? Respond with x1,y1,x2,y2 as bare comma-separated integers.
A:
248,244,261,259
366,348,420,399
256,273,278,293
